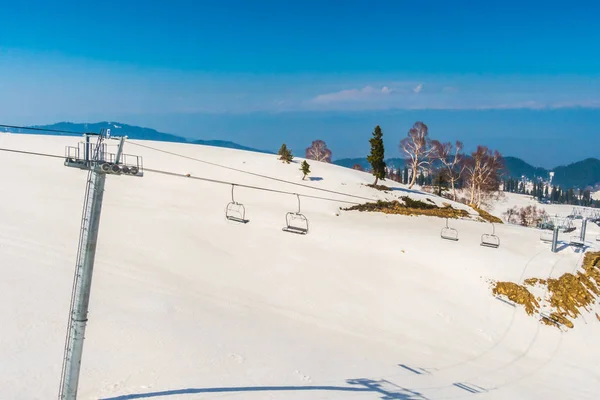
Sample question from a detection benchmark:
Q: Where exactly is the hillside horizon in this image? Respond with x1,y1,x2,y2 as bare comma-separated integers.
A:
3,120,600,190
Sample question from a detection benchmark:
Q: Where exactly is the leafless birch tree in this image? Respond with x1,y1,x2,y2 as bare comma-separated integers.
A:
464,145,504,207
431,140,465,201
305,140,332,163
400,121,435,189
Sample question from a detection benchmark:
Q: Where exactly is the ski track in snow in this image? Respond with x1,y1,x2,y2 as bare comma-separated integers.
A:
1,132,599,400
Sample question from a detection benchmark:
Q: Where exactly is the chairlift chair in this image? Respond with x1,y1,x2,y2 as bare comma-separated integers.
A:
481,223,500,248
282,194,309,235
441,218,459,241
561,217,576,233
225,184,248,223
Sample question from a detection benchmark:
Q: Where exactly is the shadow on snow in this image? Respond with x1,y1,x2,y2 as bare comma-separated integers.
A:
101,378,428,400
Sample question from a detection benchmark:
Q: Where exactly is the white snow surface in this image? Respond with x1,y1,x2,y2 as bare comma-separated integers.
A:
488,191,589,220
1,132,600,400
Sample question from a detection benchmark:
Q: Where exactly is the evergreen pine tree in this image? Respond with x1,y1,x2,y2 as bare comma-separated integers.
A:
435,172,446,196
300,160,311,180
418,171,425,186
277,143,294,163
403,166,409,184
367,125,386,185
567,188,575,204
426,172,433,186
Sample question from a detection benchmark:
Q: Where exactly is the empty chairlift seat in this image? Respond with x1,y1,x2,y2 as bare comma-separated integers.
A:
562,217,576,233
225,184,248,223
481,223,500,248
282,194,309,235
441,218,459,241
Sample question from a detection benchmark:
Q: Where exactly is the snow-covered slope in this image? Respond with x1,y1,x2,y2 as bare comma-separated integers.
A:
489,192,580,219
1,132,600,400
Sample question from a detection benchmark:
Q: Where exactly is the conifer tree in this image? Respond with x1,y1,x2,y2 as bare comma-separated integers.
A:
367,125,386,185
277,143,294,163
418,171,425,186
300,160,311,180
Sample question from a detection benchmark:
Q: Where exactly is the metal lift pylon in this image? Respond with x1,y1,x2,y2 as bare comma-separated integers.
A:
58,130,143,400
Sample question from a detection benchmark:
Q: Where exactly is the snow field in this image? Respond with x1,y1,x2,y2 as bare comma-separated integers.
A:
0,132,599,399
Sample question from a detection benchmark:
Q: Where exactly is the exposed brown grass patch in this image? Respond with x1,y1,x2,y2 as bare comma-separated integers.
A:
524,277,547,286
492,282,539,316
544,252,600,326
494,252,600,330
366,183,392,191
470,204,503,224
541,312,574,329
343,198,470,219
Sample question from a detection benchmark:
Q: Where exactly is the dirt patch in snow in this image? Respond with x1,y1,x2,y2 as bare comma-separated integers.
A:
470,205,503,224
493,282,540,315
496,252,600,329
524,277,547,286
343,197,470,219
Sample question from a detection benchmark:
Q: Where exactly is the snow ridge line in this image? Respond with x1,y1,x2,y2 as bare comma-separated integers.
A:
128,141,376,202
0,147,361,205
144,167,362,205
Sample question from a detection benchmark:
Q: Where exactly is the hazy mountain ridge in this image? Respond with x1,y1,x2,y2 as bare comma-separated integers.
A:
333,155,600,190
5,121,598,189
334,157,407,171
3,121,273,154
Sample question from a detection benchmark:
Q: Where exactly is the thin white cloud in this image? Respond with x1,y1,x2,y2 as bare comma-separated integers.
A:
304,80,600,111
311,85,394,103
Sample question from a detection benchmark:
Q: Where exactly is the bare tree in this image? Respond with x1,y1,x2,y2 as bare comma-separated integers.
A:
352,164,364,171
400,121,435,189
503,206,519,224
431,140,465,201
305,140,332,163
504,205,548,227
464,146,504,207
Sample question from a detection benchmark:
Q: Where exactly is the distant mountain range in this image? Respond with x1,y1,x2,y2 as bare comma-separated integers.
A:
2,121,273,154
4,121,599,190
334,157,407,171
334,155,600,190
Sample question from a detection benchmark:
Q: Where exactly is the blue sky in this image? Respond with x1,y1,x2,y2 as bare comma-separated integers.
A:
1,0,599,167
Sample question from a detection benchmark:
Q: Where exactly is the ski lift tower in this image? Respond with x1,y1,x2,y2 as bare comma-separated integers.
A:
58,129,143,400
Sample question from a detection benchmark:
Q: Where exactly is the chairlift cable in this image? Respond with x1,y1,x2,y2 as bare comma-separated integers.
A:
0,147,361,205
0,147,64,159
0,124,85,135
144,167,361,205
127,141,375,202
2,124,377,203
